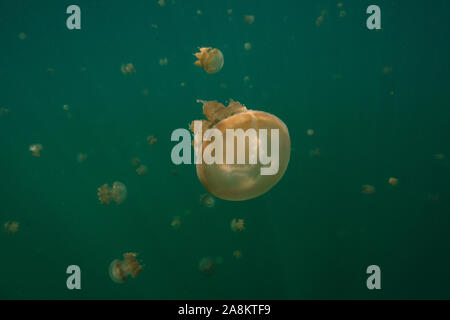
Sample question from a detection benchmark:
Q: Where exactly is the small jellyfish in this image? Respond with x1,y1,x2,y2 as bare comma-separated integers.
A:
309,148,320,157
388,177,398,186
198,257,215,275
306,129,315,136
147,135,158,145
231,218,245,232
200,193,215,208
180,82,186,87
121,63,135,75
361,184,376,195
136,164,148,176
171,216,181,230
158,0,166,7
316,15,324,27
18,32,27,40
131,157,141,168
337,2,344,8
244,15,255,24
109,252,143,284
62,104,70,111
233,250,242,259
227,9,232,15
141,89,149,96
382,66,393,75
196,9,203,15
97,181,127,205
159,57,168,66
77,153,88,163
339,10,347,18
4,221,20,234
244,42,252,51
194,47,224,74
190,99,291,201
29,144,43,157
0,107,9,116
433,153,445,160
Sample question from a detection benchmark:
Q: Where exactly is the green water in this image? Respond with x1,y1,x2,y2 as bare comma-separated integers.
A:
1,0,449,299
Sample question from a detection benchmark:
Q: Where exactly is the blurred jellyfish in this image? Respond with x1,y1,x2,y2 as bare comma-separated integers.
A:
62,104,70,111
196,9,203,15
306,129,315,136
180,82,186,87
382,66,393,75
4,221,20,234
233,250,242,259
171,216,181,230
200,193,215,208
159,57,168,66
244,42,252,51
158,0,165,7
141,89,149,96
29,144,43,157
97,181,127,205
361,184,376,195
231,218,245,232
194,47,224,74
77,153,88,163
227,9,232,15
198,257,215,275
316,15,324,27
0,107,9,116
433,153,445,160
109,252,143,284
309,148,320,157
337,2,344,8
339,10,347,18
18,32,27,40
131,157,141,168
244,15,255,24
121,63,135,75
388,177,398,186
136,164,148,176
147,135,158,145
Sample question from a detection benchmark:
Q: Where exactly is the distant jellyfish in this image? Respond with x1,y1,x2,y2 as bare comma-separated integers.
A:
194,47,224,74
433,154,445,160
121,63,135,75
306,129,315,136
244,15,255,24
361,184,375,195
339,9,347,18
109,252,143,284
157,0,166,7
231,218,245,232
18,32,27,40
388,177,398,186
29,144,43,157
244,42,252,51
198,257,215,275
0,107,9,116
62,104,70,111
233,250,242,259
77,153,88,163
200,193,215,208
136,164,148,176
141,89,149,96
309,148,320,157
147,135,158,145
382,66,393,75
196,9,203,15
227,9,232,15
171,216,182,230
97,181,127,205
316,15,324,26
159,57,168,66
131,157,141,168
4,221,20,235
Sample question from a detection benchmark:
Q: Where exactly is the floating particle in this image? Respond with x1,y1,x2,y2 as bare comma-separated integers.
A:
194,47,224,74
46,67,55,75
109,252,143,284
427,193,440,202
361,184,376,195
309,148,320,157
159,57,168,66
121,63,135,75
316,15,324,27
231,218,245,232
196,9,203,15
147,135,158,145
171,216,181,230
0,107,9,116
136,164,148,176
180,82,186,87
29,144,43,157
388,177,398,186
198,257,215,275
200,193,215,208
219,82,227,89
157,0,166,7
131,157,141,168
244,42,252,51
77,153,88,163
18,32,27,40
4,221,20,235
306,129,314,136
337,2,344,8
141,89,149,96
215,256,224,265
97,181,127,205
433,153,446,160
382,66,393,75
339,10,347,18
62,104,70,111
244,15,255,24
227,9,232,15
151,24,158,29
233,250,242,259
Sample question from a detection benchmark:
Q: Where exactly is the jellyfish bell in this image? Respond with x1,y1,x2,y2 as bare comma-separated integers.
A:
112,181,127,205
199,257,215,275
200,193,215,208
109,259,127,284
194,47,224,74
109,253,142,284
190,100,291,201
29,144,43,157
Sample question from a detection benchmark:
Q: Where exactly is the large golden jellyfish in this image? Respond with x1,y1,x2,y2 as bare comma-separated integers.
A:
190,100,291,201
109,253,142,284
194,47,224,74
97,181,127,205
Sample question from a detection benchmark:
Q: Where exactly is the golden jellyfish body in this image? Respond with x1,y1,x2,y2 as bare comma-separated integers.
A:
109,252,142,284
190,100,291,201
97,181,127,205
194,47,224,74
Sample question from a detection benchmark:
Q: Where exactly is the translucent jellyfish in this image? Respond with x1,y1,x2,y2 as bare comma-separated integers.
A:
147,135,158,145
121,63,135,75
109,252,143,284
0,107,9,116
62,104,70,111
244,15,255,24
190,100,291,201
200,193,215,208
194,47,224,74
29,144,43,157
309,148,320,157
198,257,215,275
136,164,148,176
433,153,445,160
244,42,252,51
18,32,27,40
131,157,141,167
231,218,245,232
233,250,242,259
306,129,314,136
382,66,393,75
388,177,398,186
77,153,88,163
97,181,127,205
171,216,181,230
159,57,168,67
157,0,165,7
4,221,19,234
361,185,376,195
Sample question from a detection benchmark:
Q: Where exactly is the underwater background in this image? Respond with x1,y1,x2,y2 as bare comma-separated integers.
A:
1,0,450,299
